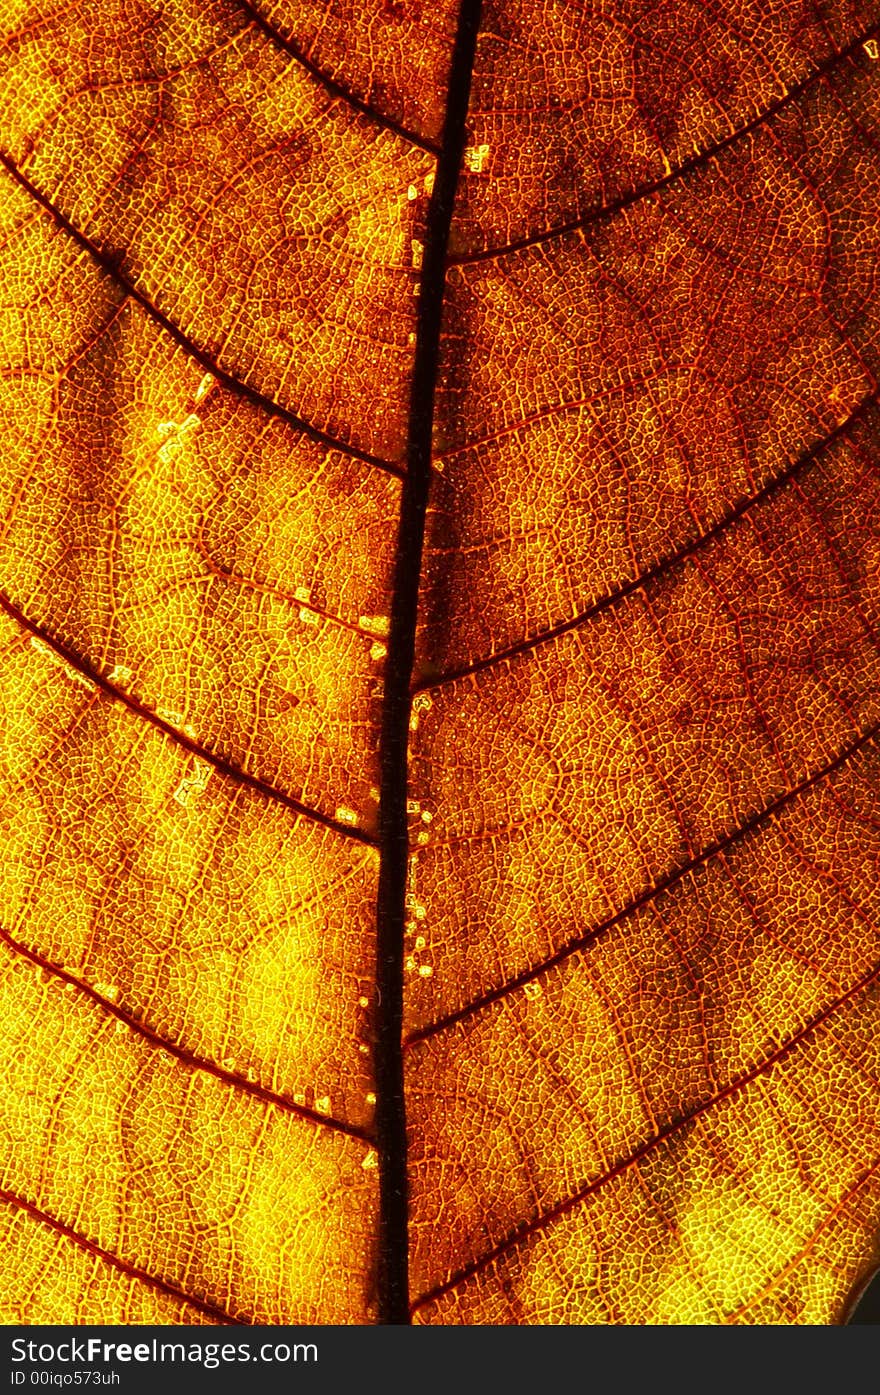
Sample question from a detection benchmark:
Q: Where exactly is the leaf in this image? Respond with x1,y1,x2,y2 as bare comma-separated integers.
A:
0,0,878,1326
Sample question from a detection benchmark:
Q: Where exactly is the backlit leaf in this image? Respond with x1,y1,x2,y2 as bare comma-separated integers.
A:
0,0,878,1325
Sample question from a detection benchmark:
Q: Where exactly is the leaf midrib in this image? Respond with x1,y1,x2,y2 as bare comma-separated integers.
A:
372,0,483,1326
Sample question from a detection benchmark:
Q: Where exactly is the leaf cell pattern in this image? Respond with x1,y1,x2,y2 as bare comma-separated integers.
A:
0,0,878,1325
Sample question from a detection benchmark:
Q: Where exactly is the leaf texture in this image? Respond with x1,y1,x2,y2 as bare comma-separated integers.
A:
0,0,879,1326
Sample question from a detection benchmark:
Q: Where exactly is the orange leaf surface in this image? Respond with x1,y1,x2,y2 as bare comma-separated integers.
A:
0,0,879,1326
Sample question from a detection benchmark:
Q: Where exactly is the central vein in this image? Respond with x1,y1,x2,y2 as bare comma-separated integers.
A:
372,0,484,1327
